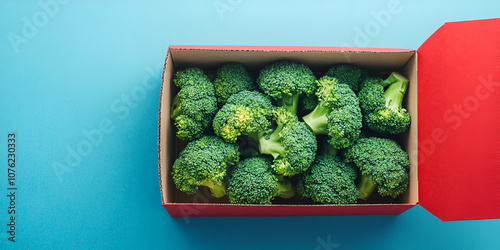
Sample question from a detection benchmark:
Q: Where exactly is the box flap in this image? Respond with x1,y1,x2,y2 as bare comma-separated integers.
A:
169,45,415,53
418,18,500,221
164,203,415,217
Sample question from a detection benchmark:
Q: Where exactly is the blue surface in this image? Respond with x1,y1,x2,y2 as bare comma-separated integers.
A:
1,0,499,249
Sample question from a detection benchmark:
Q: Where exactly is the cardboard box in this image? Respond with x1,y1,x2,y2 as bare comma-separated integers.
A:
157,18,500,221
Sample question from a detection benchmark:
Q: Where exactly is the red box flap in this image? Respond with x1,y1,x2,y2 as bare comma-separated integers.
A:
418,18,500,221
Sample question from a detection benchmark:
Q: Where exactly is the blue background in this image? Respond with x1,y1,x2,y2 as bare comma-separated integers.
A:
1,0,499,249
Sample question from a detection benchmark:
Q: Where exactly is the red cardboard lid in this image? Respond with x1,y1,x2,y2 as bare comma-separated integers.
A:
418,18,500,221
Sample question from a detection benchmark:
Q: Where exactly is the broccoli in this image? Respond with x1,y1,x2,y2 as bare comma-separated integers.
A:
171,67,218,141
213,63,257,104
257,61,316,114
302,76,362,149
343,137,410,200
227,156,294,204
358,72,411,134
325,63,364,92
215,94,317,176
296,154,360,204
358,82,385,114
212,91,274,143
173,67,209,88
257,107,317,176
359,76,385,90
171,136,240,198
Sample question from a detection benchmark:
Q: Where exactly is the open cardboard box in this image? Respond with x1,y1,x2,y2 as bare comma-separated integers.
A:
158,18,500,221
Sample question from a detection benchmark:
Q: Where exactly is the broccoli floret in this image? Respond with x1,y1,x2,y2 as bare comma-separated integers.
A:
171,67,218,141
343,137,410,200
358,72,411,134
213,94,317,173
172,114,204,141
297,154,360,204
173,67,210,88
359,76,384,90
171,136,240,198
213,63,257,104
358,73,406,113
227,156,294,204
325,64,364,92
358,83,385,114
257,108,317,176
213,91,274,143
302,76,362,149
257,61,316,114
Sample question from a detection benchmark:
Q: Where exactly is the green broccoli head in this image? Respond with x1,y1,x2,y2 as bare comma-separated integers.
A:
258,108,317,176
271,105,298,125
302,76,362,149
326,105,363,149
358,82,385,114
171,67,218,141
297,154,360,204
359,72,411,134
325,64,364,92
173,115,204,141
173,67,210,88
172,136,240,198
213,91,274,143
364,107,411,135
257,61,316,114
359,76,383,90
227,156,294,204
343,137,410,200
213,63,257,104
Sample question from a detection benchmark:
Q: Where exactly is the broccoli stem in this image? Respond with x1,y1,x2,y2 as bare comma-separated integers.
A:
258,126,286,159
275,175,295,199
359,175,377,200
383,73,409,111
277,93,300,114
380,71,408,87
170,94,183,119
199,179,226,198
302,104,330,134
